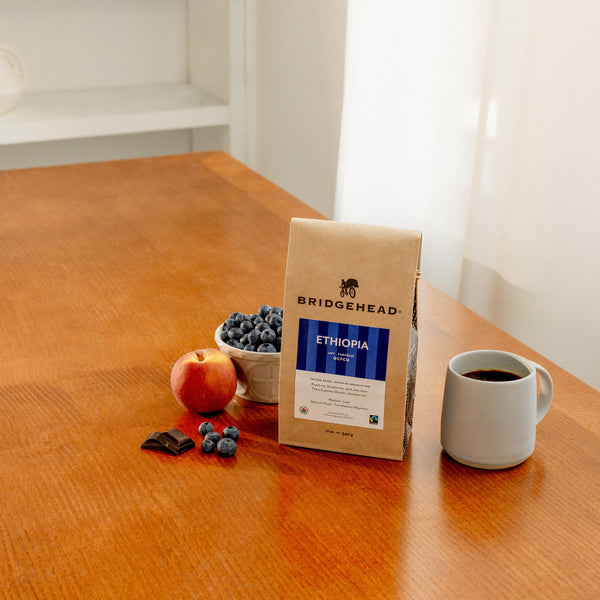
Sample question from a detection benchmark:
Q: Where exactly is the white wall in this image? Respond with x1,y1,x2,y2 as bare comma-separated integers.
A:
0,0,227,170
252,0,347,217
1,0,347,216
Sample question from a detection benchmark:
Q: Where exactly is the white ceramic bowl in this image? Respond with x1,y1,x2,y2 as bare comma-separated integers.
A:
215,324,281,404
0,45,26,115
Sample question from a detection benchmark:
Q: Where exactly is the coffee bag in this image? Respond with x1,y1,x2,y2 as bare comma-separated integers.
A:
278,218,422,460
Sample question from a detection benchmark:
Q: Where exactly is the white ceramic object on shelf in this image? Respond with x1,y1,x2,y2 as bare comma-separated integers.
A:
0,45,26,115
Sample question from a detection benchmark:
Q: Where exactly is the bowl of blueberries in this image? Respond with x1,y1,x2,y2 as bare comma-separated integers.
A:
215,305,283,404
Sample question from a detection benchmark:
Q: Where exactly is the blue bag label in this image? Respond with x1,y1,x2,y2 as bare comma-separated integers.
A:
294,318,389,429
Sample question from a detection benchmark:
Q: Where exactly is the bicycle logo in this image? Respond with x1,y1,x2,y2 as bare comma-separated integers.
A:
340,278,359,299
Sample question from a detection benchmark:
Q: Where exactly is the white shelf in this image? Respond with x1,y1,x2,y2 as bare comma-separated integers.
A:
0,83,230,145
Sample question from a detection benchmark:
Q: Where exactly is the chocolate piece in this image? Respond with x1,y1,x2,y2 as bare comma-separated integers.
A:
141,431,167,451
162,428,195,454
141,428,195,455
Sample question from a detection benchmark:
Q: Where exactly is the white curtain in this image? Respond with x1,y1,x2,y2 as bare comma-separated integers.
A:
335,0,600,391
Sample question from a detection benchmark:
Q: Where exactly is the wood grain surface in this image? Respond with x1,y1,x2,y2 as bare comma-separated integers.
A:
1,152,598,599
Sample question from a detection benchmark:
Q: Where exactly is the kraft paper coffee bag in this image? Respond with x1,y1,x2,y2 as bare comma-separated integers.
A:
278,218,422,460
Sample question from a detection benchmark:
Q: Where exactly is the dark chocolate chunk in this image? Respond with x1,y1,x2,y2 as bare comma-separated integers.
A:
141,431,168,451
141,428,195,455
162,428,195,454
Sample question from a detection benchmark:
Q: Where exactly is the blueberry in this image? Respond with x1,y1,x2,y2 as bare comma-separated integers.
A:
257,343,277,353
260,328,277,344
227,327,244,340
223,304,284,353
204,431,221,445
265,313,283,328
240,320,254,333
246,329,261,345
223,318,236,331
199,421,214,436
226,339,244,349
222,425,240,441
201,439,216,453
258,305,271,318
216,437,237,457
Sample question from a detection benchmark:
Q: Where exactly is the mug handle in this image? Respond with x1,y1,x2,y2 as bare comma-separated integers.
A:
531,361,553,424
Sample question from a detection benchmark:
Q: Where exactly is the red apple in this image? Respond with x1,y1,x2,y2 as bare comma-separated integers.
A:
170,348,237,414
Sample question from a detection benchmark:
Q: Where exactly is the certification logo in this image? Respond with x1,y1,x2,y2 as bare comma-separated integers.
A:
369,414,379,425
299,406,309,415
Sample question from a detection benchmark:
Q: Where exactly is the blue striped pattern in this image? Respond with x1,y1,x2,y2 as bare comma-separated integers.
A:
296,318,389,381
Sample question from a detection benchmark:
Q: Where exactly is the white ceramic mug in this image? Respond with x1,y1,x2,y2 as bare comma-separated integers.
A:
441,350,553,469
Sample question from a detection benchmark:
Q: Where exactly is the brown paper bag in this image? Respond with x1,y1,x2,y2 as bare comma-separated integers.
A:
278,218,422,460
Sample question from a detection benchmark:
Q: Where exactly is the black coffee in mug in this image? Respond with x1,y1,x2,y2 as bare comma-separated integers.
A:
461,369,522,382
443,350,553,469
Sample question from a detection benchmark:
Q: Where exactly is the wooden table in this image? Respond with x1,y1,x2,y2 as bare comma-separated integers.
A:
1,152,598,599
